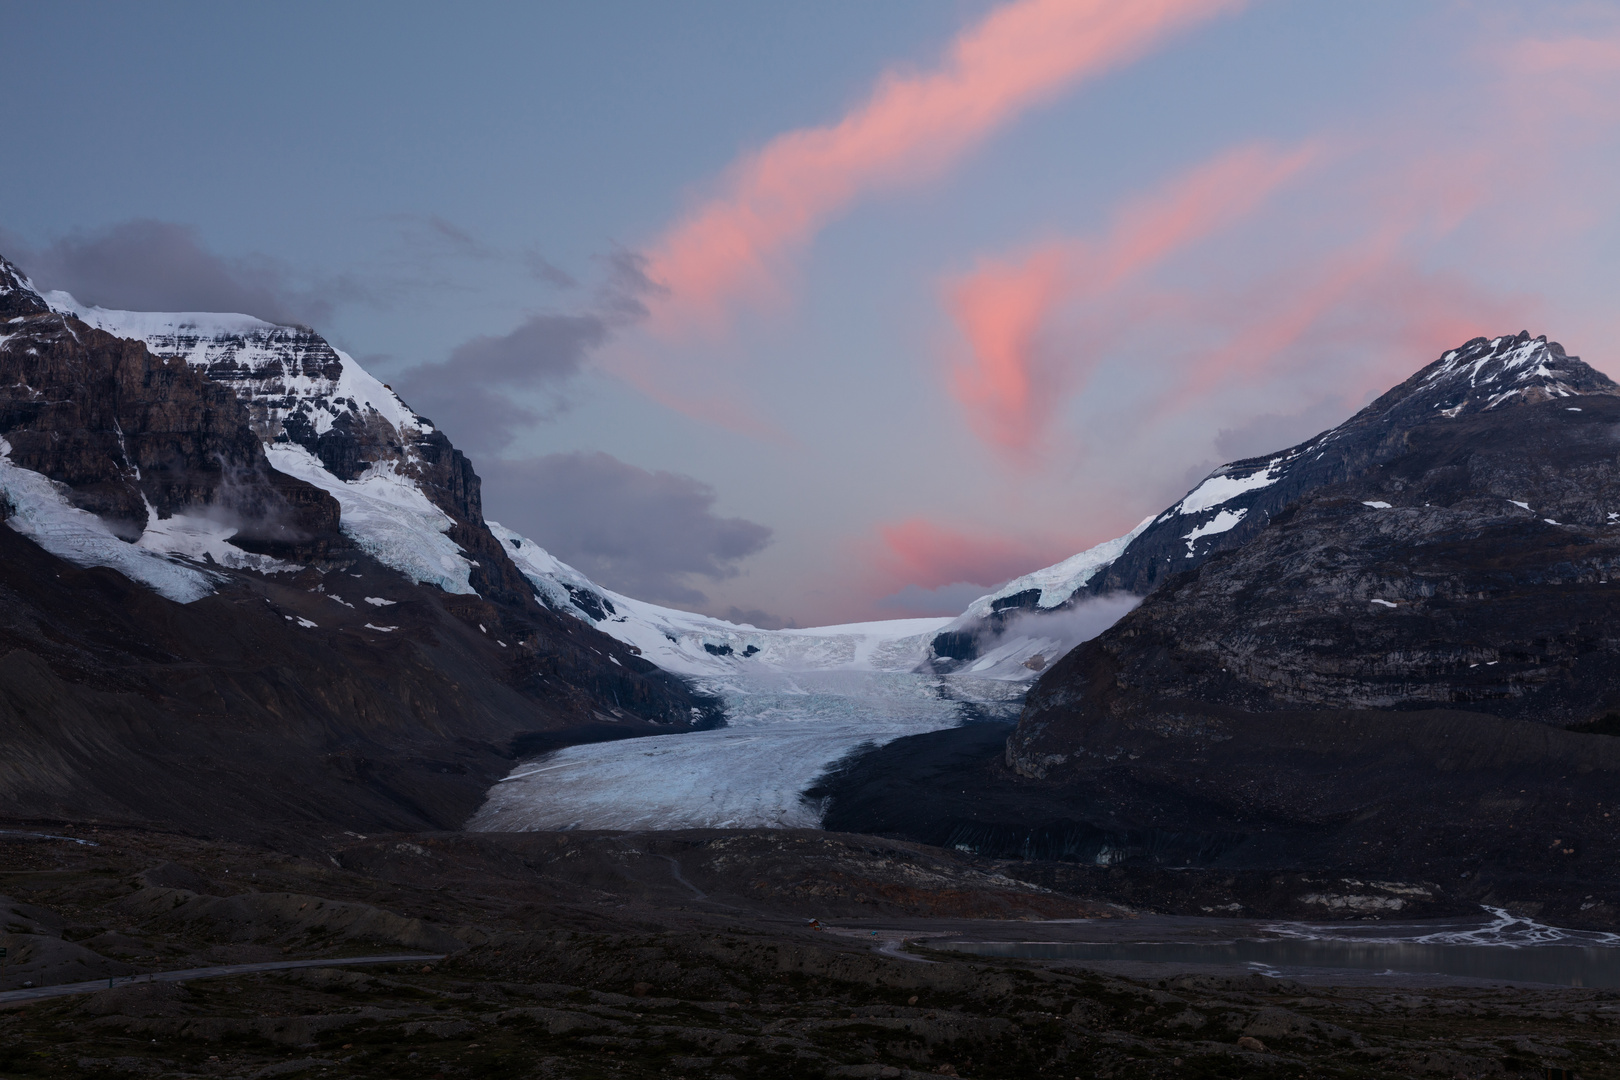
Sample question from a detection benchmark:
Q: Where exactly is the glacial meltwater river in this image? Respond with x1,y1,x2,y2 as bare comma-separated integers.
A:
930,909,1620,987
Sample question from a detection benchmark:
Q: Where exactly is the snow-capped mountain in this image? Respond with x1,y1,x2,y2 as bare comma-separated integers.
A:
932,333,1619,664
44,289,490,597
1092,332,1616,596
6,254,973,690
0,250,721,837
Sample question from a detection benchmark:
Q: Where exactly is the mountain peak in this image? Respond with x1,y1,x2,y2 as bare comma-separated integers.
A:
0,254,48,319
1374,331,1616,422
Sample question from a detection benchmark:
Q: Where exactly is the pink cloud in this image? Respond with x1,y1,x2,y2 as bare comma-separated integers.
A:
1157,242,1540,423
943,244,1070,458
640,0,1246,339
874,516,1063,591
943,141,1317,458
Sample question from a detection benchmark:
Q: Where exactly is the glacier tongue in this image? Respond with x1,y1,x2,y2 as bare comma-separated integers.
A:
470,667,1024,832
475,521,1029,831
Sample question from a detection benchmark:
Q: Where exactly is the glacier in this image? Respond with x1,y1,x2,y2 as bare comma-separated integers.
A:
469,521,1136,831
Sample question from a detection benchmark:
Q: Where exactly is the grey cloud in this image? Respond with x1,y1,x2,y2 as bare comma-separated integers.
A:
424,215,489,258
1213,394,1363,462
395,313,608,453
8,220,349,327
479,451,772,607
595,247,665,320
525,249,578,289
397,247,660,453
448,313,608,383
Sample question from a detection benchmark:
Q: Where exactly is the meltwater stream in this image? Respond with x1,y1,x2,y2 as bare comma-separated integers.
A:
934,909,1620,987
470,670,1023,832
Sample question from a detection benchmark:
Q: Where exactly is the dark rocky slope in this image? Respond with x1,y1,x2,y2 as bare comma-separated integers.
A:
0,254,715,842
832,336,1620,911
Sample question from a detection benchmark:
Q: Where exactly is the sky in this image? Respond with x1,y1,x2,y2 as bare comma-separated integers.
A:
4,0,1620,627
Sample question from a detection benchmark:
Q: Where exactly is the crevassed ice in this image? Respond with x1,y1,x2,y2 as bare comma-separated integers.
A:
136,504,296,575
0,439,218,603
268,444,475,595
478,521,1139,831
469,667,1028,831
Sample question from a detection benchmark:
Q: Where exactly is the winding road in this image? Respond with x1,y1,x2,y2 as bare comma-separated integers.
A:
0,954,446,1006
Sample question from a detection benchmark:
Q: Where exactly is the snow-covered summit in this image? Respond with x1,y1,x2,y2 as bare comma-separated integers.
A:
1409,332,1614,416
47,292,426,451
40,289,480,596
0,255,49,318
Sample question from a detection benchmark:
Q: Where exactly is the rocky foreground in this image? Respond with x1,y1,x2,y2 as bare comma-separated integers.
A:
3,824,1619,1080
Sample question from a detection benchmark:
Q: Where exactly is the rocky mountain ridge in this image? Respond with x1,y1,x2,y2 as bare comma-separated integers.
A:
0,252,716,841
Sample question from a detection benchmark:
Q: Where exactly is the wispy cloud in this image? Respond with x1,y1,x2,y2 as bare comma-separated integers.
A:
943,141,1316,460
638,0,1246,341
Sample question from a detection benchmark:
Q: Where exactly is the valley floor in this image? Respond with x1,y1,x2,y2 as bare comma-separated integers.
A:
3,823,1618,1080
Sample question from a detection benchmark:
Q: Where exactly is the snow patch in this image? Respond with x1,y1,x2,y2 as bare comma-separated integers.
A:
0,438,218,603
1183,508,1247,554
1175,461,1285,516
1362,501,1392,509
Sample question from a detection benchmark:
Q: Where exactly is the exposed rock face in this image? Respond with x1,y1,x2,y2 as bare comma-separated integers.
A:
1086,331,1620,597
46,289,544,608
0,295,339,553
0,255,49,318
1013,333,1620,775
